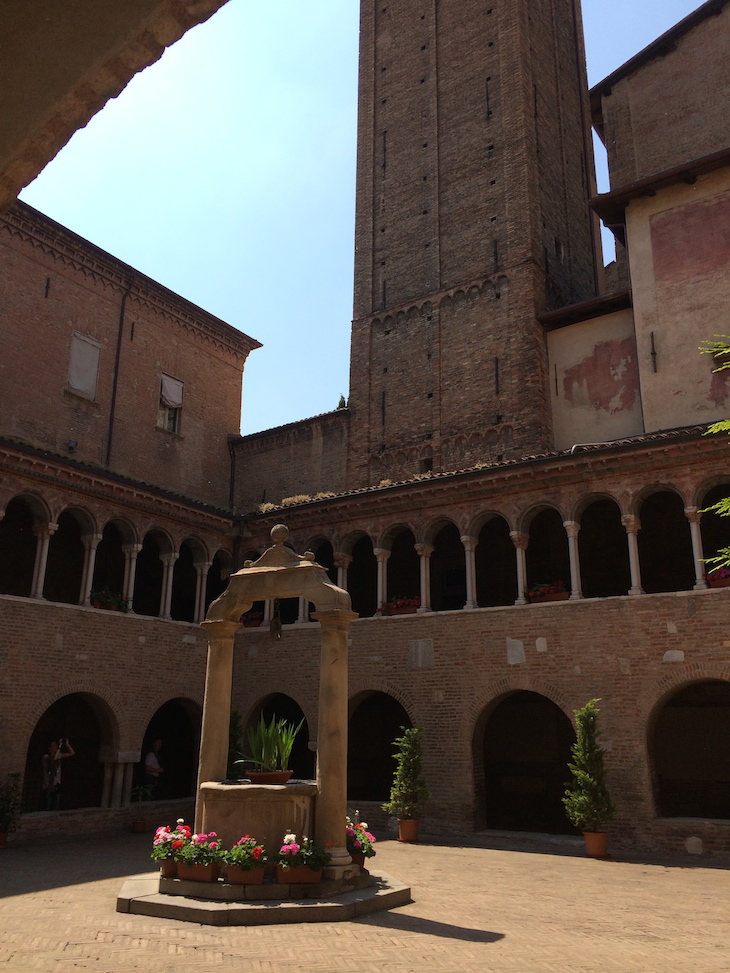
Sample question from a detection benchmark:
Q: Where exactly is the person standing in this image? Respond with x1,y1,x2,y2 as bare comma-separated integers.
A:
144,738,164,793
42,738,75,810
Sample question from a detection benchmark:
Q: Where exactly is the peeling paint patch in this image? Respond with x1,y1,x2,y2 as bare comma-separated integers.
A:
651,194,730,283
563,337,639,413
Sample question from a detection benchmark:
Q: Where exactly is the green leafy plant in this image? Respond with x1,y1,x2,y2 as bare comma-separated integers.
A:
563,699,615,833
0,773,21,833
526,580,568,599
131,783,155,806
223,834,268,870
235,713,303,773
699,336,730,574
90,585,130,611
382,726,429,820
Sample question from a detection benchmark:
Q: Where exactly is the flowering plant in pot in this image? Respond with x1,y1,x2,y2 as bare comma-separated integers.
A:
0,773,21,847
525,580,568,602
234,713,303,783
151,818,191,876
240,609,264,626
382,726,429,842
177,831,225,882
89,585,130,612
706,563,730,586
380,595,420,615
346,815,376,865
223,834,268,884
275,832,331,883
563,698,615,858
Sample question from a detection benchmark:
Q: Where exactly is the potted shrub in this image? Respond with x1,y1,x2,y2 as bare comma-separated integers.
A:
526,580,569,603
151,818,192,877
706,564,730,588
235,713,303,784
223,834,268,885
89,585,130,611
240,609,264,627
0,773,21,848
379,595,420,616
346,814,376,868
130,782,155,833
275,831,331,884
563,698,615,857
177,831,225,882
382,726,429,843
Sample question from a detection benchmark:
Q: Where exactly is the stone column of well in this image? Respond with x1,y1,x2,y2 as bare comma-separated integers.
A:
311,609,359,868
621,515,644,595
193,561,211,623
263,599,275,623
563,521,583,600
297,595,309,623
31,523,57,599
460,535,477,609
414,543,433,611
122,543,142,609
80,532,102,605
195,619,240,830
510,531,528,605
159,552,179,619
374,547,390,614
685,506,709,590
334,552,352,591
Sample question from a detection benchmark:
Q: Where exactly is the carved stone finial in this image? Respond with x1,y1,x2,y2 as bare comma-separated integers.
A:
271,524,289,544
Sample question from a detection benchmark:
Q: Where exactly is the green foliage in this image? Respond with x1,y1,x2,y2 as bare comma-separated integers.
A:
235,713,303,772
382,726,429,820
90,585,130,611
563,699,615,833
0,773,21,833
700,336,730,370
227,709,244,779
699,336,730,576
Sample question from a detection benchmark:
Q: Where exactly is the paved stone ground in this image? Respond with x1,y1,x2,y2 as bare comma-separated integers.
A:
1,832,729,972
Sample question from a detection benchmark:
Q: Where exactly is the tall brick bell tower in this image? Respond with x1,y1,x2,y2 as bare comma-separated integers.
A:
347,0,599,488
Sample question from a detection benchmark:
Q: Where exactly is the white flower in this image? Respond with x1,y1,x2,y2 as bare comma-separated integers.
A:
284,832,297,844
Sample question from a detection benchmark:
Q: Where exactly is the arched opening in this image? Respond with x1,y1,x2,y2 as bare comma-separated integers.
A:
348,534,377,618
140,698,200,798
650,680,730,818
247,694,314,781
23,693,114,812
578,497,630,597
348,692,412,801
638,491,694,593
313,539,337,584
44,509,86,604
170,540,198,622
91,521,126,599
475,516,517,607
478,691,576,834
205,549,233,614
525,509,570,594
385,528,419,606
430,522,466,611
133,532,164,616
700,484,730,579
0,496,36,596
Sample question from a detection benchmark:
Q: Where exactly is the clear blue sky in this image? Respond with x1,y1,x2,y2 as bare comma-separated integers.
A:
20,0,702,435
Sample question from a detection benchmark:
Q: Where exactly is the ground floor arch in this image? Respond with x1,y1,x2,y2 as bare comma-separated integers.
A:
246,693,314,781
477,690,576,834
347,691,412,802
140,698,201,799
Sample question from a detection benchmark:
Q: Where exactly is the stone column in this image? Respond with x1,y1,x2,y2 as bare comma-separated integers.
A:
311,609,358,868
195,619,240,830
111,762,125,808
563,521,583,600
374,547,390,614
297,595,309,623
334,552,352,591
460,535,477,609
31,523,57,599
80,532,102,605
160,552,178,619
685,506,709,590
263,599,275,623
122,543,142,609
194,560,212,623
621,515,644,595
414,543,433,611
122,762,134,806
101,762,114,808
510,531,528,605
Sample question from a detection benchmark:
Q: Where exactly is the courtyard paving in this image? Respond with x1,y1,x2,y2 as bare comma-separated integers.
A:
0,830,729,972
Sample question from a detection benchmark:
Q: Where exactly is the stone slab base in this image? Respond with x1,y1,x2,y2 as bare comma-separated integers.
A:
117,870,411,926
159,869,371,901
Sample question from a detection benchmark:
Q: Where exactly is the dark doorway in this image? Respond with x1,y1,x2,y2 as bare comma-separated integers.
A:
430,522,466,611
44,510,85,604
579,498,631,597
170,541,197,622
205,550,232,614
348,693,412,801
638,491,694,593
386,529,419,605
348,535,377,617
475,516,517,607
248,694,314,781
0,497,36,596
133,533,164,616
481,691,576,834
651,680,730,819
91,521,126,598
140,699,200,798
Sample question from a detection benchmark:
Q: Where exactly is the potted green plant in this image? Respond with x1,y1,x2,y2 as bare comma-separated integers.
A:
346,814,377,867
223,834,268,885
90,585,130,612
235,713,303,784
525,580,569,603
0,773,21,848
382,726,429,843
177,831,225,883
563,698,615,857
275,831,331,884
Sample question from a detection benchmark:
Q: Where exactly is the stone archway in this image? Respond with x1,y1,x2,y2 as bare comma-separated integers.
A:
140,698,201,799
347,692,412,801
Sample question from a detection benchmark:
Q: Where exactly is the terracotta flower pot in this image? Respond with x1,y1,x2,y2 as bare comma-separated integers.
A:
246,770,293,785
583,832,609,858
276,864,323,884
177,862,222,882
387,605,418,615
398,819,419,843
242,619,263,627
159,859,177,878
225,865,265,885
708,577,730,588
529,592,569,603
350,852,366,868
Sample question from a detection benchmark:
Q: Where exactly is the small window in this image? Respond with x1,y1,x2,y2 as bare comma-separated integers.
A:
67,332,100,400
158,374,183,433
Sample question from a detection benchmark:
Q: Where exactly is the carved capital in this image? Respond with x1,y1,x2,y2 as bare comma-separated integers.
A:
621,515,641,534
563,520,580,539
333,552,352,569
414,543,434,558
460,535,477,553
509,530,529,550
684,506,702,525
373,547,391,563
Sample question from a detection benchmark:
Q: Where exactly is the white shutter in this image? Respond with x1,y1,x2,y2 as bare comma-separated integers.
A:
160,374,184,408
67,333,100,398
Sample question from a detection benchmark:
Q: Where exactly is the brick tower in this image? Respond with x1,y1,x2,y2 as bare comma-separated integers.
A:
347,0,598,488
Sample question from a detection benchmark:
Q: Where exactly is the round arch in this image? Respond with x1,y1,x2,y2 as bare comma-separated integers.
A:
140,697,201,799
347,691,412,801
